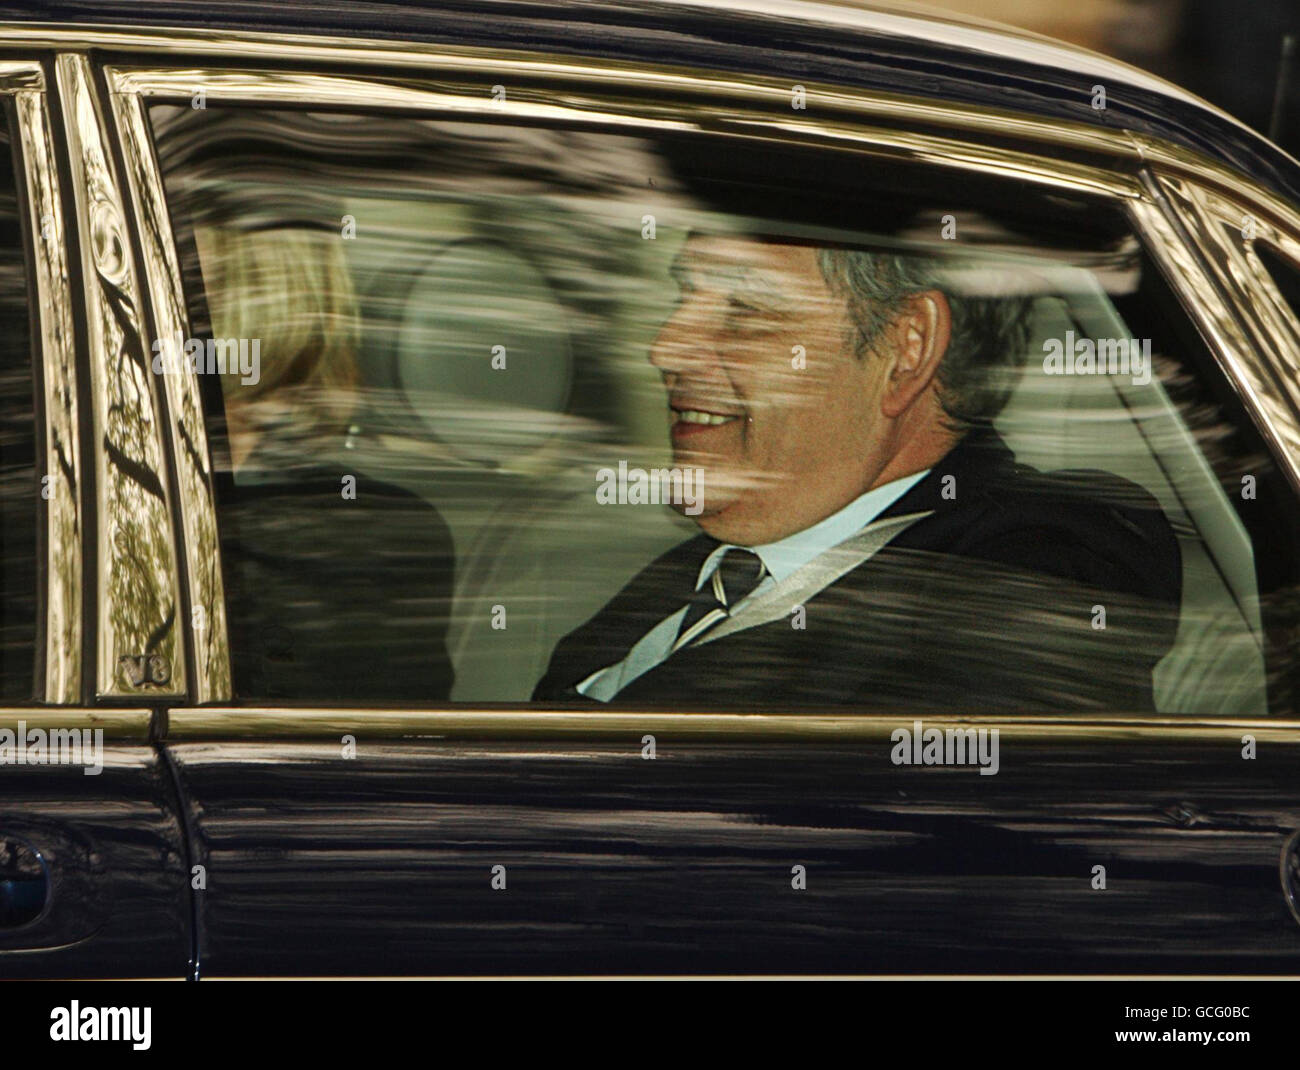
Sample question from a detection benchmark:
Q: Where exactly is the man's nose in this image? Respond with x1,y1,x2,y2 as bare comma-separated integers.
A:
648,304,717,375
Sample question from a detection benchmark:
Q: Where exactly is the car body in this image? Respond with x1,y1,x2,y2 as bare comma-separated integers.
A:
2,0,1300,977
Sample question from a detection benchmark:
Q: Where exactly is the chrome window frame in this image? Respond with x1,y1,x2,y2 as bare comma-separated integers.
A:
102,54,1145,707
48,29,1294,725
0,60,81,704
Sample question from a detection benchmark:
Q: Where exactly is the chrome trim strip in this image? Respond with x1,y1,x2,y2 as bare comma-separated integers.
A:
6,63,82,703
0,5,1195,99
107,89,230,704
0,21,1150,165
0,4,1222,101
0,14,1262,162
0,706,152,741
55,54,185,699
164,707,1300,743
206,973,1297,980
106,65,1144,200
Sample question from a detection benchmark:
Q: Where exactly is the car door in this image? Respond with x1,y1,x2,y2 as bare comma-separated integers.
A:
95,40,1300,975
0,55,190,979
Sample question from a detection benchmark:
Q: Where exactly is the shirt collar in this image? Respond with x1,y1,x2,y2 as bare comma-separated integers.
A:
696,469,930,589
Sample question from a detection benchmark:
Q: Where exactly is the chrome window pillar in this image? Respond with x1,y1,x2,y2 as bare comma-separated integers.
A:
105,83,230,705
1130,181,1300,498
55,54,184,700
1163,174,1300,360
0,61,82,704
1140,171,1300,496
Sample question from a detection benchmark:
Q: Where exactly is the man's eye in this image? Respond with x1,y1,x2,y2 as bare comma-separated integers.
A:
726,298,777,331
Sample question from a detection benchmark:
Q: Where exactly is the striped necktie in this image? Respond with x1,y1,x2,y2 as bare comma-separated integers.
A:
671,547,767,652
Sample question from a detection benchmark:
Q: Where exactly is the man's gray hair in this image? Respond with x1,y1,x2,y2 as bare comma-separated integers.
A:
816,249,1034,433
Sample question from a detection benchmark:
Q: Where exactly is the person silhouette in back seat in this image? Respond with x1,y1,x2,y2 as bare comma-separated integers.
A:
193,213,456,702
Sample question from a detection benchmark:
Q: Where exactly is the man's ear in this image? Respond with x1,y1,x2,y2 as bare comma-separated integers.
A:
879,290,952,419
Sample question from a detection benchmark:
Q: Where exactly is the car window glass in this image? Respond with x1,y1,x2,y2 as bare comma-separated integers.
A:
0,114,37,701
148,103,1300,714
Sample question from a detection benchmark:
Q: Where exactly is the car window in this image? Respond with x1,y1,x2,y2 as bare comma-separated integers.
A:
147,103,1300,714
0,114,37,701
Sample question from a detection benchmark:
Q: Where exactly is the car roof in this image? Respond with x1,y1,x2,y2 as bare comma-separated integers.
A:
4,0,1299,206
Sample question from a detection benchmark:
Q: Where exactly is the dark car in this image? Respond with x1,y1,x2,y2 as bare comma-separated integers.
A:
3,0,1300,977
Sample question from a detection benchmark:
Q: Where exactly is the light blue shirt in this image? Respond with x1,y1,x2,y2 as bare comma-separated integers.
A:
576,470,930,701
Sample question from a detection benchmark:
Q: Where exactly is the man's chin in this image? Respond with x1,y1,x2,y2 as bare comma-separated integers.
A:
669,498,726,523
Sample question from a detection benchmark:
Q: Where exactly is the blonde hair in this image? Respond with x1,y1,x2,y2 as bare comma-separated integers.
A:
196,224,361,436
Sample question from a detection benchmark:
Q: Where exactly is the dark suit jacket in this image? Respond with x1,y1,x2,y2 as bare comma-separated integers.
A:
533,429,1183,712
216,451,456,703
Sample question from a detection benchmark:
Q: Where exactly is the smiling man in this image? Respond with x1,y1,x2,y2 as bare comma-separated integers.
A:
532,232,1183,712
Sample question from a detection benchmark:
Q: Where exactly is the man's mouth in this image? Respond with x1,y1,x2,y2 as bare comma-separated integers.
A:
674,408,740,426
670,405,743,438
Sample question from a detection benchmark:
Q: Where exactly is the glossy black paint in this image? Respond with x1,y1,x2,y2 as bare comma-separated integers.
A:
0,744,192,978
169,734,1300,975
2,0,1298,205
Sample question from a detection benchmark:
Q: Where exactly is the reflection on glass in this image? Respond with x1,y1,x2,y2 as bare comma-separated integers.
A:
19,86,82,705
0,117,37,700
147,104,1296,714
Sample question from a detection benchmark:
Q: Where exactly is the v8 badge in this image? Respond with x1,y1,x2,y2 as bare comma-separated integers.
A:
118,653,171,688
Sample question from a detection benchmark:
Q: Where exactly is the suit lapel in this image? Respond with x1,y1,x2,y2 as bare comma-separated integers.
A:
536,532,717,696
694,510,934,646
